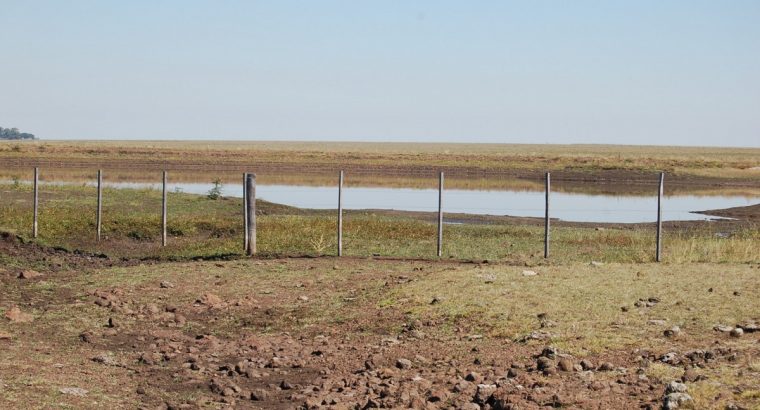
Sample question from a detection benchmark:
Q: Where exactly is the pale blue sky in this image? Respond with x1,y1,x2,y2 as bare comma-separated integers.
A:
1,1,759,146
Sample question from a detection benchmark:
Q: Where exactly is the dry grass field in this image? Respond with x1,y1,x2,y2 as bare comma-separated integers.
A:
2,140,760,185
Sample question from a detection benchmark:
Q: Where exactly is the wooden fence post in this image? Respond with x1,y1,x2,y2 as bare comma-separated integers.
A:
97,169,103,242
161,170,168,247
243,173,249,251
33,167,39,238
245,173,256,256
437,171,444,257
656,172,664,262
544,172,550,259
337,170,344,257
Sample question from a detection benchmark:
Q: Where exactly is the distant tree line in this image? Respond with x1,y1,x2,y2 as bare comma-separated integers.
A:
0,127,36,140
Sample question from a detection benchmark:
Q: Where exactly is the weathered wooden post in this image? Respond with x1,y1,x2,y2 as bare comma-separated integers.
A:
96,169,103,242
656,172,664,262
243,173,249,251
337,170,344,256
161,170,168,247
544,172,550,259
33,167,39,238
437,171,444,257
245,173,256,256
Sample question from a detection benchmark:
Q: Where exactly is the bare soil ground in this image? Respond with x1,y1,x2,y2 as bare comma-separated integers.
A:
2,234,760,409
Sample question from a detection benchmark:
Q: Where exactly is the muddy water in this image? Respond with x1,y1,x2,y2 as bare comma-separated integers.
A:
16,180,760,223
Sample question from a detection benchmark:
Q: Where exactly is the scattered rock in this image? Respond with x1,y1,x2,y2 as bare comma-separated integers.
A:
298,295,309,302
59,387,89,397
590,261,604,267
521,270,538,276
558,358,574,372
663,392,693,409
648,319,667,326
713,324,733,333
663,381,693,409
4,306,33,323
91,354,120,367
660,352,679,365
18,269,42,279
580,359,595,371
598,362,615,371
730,328,744,338
196,293,224,308
664,326,681,338
464,371,481,382
159,281,174,288
396,358,413,370
0,331,11,340
737,322,759,333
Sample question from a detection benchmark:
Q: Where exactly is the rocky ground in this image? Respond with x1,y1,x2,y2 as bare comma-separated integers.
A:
2,233,760,409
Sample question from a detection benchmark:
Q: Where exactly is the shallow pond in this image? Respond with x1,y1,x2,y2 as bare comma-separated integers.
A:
41,181,759,223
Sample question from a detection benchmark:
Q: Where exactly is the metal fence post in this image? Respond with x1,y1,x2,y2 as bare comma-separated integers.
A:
337,170,344,256
245,173,256,256
437,171,444,257
243,173,249,251
161,170,168,247
656,172,664,262
544,172,550,259
33,167,39,238
97,169,103,242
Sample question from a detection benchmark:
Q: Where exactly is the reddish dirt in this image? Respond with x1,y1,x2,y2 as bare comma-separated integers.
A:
3,234,759,409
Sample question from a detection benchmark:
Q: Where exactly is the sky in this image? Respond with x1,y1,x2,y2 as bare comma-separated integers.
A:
1,1,759,147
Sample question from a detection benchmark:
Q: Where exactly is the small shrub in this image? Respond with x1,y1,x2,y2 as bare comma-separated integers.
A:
207,179,223,200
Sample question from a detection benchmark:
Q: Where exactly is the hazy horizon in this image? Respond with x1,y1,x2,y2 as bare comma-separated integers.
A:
2,1,759,147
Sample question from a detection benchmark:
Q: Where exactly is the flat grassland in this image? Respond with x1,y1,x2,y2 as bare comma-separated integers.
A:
2,140,760,185
1,141,760,409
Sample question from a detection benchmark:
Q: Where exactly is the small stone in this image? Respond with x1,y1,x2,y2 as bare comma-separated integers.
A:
730,328,743,338
396,358,413,369
279,380,293,390
521,270,538,276
666,381,688,394
738,322,760,333
598,362,615,371
18,270,42,279
464,371,481,382
59,387,89,397
159,281,174,288
298,295,309,302
663,393,693,409
196,293,223,308
537,357,554,371
4,306,33,323
590,261,604,267
250,388,269,401
664,326,681,338
580,359,595,371
648,319,667,326
713,324,733,333
558,358,574,372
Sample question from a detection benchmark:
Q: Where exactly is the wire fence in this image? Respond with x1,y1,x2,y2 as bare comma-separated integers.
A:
1,166,683,262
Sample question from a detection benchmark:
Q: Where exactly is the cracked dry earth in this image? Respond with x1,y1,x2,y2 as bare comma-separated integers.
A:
2,235,760,409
